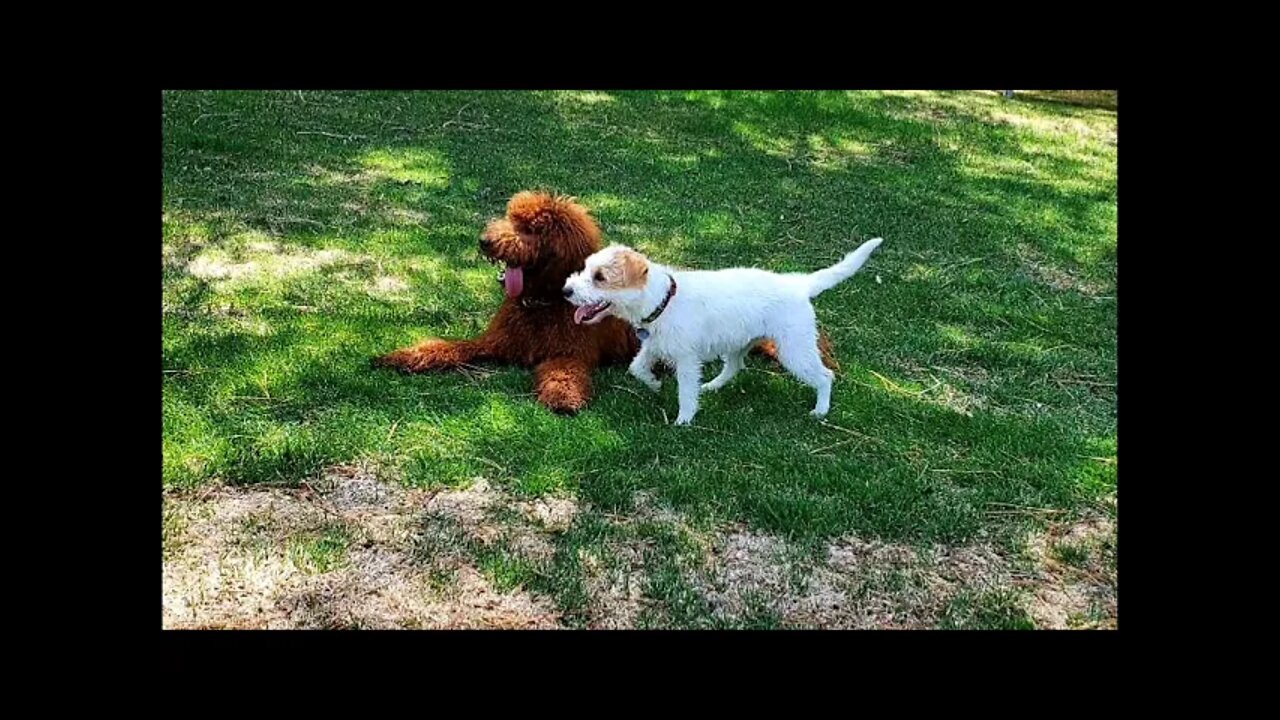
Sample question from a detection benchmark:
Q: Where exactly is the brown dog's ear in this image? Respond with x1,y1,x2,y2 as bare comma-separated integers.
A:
618,249,650,288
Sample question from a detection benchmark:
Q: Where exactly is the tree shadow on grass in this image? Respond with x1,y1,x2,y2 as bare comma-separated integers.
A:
1012,90,1117,111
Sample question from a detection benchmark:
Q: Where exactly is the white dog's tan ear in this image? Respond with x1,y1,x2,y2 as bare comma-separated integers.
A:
618,249,649,288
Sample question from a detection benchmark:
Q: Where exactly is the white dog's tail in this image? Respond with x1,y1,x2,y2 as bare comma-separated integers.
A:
805,238,884,298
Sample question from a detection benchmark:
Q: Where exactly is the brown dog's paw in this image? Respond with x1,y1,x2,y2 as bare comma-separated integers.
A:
545,399,585,415
538,384,588,415
750,339,780,362
749,336,840,371
818,333,840,371
533,357,592,414
372,339,452,373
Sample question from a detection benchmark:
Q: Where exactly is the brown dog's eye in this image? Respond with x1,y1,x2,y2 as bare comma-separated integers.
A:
593,270,605,283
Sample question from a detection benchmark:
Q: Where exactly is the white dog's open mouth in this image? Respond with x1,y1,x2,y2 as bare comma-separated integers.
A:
573,301,612,325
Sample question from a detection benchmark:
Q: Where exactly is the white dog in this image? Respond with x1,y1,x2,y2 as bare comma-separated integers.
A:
563,239,883,424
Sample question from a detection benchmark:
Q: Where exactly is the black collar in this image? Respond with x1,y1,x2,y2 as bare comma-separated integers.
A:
640,274,677,325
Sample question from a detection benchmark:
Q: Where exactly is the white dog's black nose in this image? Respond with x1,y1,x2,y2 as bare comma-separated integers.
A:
562,286,573,298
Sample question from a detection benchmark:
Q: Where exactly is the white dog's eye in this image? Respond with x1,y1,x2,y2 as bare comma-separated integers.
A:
593,270,605,283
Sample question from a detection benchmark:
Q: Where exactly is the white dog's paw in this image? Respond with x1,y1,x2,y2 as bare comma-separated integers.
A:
641,379,662,393
674,414,695,426
700,382,720,393
810,408,828,419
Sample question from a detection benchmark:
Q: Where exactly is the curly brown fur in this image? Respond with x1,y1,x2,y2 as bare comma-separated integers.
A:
374,191,836,413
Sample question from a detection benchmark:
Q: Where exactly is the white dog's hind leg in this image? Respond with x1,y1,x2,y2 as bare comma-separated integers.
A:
702,349,746,392
673,360,703,425
776,328,835,417
629,345,662,392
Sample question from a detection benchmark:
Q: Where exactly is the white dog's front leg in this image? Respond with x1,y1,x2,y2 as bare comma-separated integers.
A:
702,350,746,392
628,345,662,393
673,360,703,425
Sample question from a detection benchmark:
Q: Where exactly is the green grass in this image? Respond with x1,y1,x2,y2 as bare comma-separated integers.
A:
163,90,1116,628
939,589,1037,630
287,525,352,575
1051,540,1093,569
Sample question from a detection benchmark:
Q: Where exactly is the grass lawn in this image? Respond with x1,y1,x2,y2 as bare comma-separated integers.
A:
162,90,1117,629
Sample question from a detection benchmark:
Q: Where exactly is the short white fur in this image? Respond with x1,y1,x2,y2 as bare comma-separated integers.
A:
563,239,883,425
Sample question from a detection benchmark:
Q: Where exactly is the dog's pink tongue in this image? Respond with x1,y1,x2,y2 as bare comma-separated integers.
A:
573,304,591,325
503,265,523,298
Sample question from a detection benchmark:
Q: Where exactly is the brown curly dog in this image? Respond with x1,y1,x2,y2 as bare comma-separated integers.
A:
374,191,836,414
